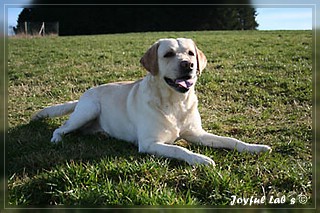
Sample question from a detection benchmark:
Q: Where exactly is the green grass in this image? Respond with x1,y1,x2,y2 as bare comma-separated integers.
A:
7,31,313,206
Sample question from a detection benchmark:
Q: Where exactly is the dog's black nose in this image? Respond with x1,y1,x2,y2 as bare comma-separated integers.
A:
180,61,194,72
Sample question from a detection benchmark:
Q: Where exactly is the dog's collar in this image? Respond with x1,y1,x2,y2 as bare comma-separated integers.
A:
164,76,195,93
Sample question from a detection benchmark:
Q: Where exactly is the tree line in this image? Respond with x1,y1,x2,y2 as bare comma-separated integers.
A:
15,6,259,36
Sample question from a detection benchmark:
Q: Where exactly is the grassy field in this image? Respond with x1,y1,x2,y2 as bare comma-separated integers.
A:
7,31,313,207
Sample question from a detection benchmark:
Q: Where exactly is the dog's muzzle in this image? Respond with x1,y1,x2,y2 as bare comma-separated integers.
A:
164,76,195,93
164,60,197,93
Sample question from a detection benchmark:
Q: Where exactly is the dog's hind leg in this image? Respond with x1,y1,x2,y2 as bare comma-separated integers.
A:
51,100,100,143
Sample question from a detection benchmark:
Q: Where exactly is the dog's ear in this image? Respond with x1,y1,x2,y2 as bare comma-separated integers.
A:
140,41,159,76
194,42,207,75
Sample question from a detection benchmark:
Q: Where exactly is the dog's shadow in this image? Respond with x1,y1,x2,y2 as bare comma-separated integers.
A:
7,120,185,178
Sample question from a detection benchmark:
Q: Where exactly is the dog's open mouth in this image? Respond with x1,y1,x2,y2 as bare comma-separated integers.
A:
164,76,195,93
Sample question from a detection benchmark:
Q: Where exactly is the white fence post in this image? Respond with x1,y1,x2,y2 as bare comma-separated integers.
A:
39,22,45,36
16,22,59,36
24,22,28,35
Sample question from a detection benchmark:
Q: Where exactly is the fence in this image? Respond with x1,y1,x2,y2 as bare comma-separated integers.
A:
14,22,59,36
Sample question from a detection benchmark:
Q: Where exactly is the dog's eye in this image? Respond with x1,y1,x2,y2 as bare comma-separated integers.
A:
188,51,195,56
164,51,175,58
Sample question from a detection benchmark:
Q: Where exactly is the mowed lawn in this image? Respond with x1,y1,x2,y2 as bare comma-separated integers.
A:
7,31,313,206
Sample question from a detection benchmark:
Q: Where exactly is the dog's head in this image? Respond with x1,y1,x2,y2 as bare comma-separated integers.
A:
140,38,207,93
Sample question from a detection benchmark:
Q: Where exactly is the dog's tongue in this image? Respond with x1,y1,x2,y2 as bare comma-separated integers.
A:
175,78,195,89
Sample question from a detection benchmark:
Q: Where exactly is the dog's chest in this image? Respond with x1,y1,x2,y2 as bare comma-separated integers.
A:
151,97,196,131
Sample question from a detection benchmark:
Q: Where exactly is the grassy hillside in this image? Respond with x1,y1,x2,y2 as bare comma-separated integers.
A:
7,31,313,206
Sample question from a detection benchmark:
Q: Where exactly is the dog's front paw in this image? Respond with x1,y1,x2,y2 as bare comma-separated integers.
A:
261,145,272,153
189,153,216,166
250,144,272,154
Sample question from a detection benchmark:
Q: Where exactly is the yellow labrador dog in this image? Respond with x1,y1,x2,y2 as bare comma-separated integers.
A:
32,38,271,166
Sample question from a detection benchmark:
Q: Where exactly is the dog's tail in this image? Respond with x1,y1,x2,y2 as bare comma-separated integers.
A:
31,101,78,121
